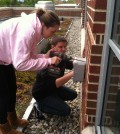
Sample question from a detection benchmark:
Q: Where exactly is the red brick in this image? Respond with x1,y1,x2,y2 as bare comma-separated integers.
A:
90,55,102,64
93,24,105,33
89,74,100,83
89,65,100,74
0,9,13,19
86,108,96,115
94,12,106,21
88,17,106,33
91,45,103,54
87,9,106,22
88,83,98,92
95,0,107,10
87,100,97,108
88,0,107,10
87,92,97,100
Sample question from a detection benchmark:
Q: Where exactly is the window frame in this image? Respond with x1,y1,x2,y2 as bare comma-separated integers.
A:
95,0,118,133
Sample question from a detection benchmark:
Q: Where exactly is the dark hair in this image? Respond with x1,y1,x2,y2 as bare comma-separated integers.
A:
50,36,68,46
33,8,60,27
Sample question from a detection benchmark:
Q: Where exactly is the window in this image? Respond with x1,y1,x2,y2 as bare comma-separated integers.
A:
95,0,120,134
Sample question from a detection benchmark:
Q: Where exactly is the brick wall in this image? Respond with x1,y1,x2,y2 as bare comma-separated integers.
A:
55,8,81,17
0,7,34,20
0,7,81,20
0,7,13,19
81,0,107,129
12,7,34,16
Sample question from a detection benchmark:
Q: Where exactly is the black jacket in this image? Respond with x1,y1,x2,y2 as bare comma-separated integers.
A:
32,59,73,100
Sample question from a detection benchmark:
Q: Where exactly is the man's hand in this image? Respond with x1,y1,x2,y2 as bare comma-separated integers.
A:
51,56,61,66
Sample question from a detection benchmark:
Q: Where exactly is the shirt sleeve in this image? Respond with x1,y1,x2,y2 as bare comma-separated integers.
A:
32,54,47,58
65,60,73,70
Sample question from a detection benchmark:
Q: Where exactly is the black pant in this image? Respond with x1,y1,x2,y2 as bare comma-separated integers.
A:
36,86,77,116
0,64,17,124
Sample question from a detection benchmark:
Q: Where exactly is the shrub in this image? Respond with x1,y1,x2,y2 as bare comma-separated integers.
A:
0,0,38,7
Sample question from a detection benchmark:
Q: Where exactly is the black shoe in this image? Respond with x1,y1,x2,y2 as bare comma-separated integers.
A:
33,102,45,120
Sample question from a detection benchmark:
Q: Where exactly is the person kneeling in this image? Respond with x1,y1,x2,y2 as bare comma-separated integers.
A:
32,36,77,118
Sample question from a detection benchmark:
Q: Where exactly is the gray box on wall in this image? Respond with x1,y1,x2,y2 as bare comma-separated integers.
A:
73,57,86,82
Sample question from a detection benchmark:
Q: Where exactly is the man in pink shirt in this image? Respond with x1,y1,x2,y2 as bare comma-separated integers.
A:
0,8,61,134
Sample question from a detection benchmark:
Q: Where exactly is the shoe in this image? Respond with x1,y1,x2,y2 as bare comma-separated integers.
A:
33,102,45,120
7,111,29,129
0,122,23,134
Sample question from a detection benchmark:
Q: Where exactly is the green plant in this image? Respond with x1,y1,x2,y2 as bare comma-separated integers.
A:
23,0,38,7
16,71,36,117
16,71,36,84
0,0,38,7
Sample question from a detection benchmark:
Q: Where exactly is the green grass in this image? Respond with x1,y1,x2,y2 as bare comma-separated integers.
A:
16,71,36,117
